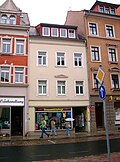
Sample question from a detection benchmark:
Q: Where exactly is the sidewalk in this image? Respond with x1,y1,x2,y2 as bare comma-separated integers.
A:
0,131,120,162
0,130,120,146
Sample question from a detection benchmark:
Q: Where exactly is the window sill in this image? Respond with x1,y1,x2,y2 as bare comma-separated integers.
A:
55,66,67,68
0,52,12,55
92,88,98,91
111,88,120,91
108,61,118,64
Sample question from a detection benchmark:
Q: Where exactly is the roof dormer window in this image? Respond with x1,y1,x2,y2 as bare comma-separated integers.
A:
99,5,104,13
60,28,67,38
68,29,75,38
111,8,115,15
1,15,7,24
105,7,110,14
42,27,50,36
10,15,16,25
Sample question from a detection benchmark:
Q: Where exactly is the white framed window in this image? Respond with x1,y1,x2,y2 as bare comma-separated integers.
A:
37,51,47,66
91,46,100,61
10,15,16,25
93,73,100,89
99,5,104,13
51,28,58,37
15,67,24,83
74,53,82,67
15,39,25,54
110,8,115,15
111,74,119,89
42,27,50,36
75,81,84,95
106,25,114,37
68,29,75,38
57,80,66,95
1,15,7,24
60,28,67,38
105,7,110,14
38,80,47,95
56,52,65,66
89,22,98,35
2,38,11,53
108,48,117,62
0,66,10,83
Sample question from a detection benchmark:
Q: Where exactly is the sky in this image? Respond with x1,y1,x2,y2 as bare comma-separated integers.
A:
1,0,120,26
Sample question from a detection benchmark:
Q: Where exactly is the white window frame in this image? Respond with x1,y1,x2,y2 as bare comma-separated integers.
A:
60,28,67,38
2,38,12,53
51,28,58,37
15,38,25,55
110,8,115,15
14,67,24,83
75,80,84,95
0,66,10,83
99,5,104,13
88,22,98,36
57,80,66,96
93,73,100,89
9,15,16,25
111,74,119,89
91,46,101,62
42,27,50,36
38,79,47,95
1,15,7,24
105,7,110,14
68,29,75,38
105,24,115,37
56,52,66,66
108,48,118,62
37,51,47,66
74,53,82,67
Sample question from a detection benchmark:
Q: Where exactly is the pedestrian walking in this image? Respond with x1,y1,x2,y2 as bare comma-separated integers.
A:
50,119,57,136
65,121,71,136
40,117,49,138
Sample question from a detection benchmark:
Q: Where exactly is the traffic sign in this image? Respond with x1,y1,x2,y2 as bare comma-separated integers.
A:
96,66,105,84
98,85,106,100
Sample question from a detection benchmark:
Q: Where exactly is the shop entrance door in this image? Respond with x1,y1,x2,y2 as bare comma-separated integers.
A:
11,107,23,136
95,102,104,129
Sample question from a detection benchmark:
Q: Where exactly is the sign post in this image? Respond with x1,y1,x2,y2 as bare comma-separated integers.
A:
97,66,111,162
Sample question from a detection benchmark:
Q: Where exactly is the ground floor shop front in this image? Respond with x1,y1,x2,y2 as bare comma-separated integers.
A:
28,106,90,134
90,95,120,133
0,87,28,136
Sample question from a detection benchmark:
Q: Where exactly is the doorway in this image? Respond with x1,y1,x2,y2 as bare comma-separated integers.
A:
11,107,23,136
95,102,104,129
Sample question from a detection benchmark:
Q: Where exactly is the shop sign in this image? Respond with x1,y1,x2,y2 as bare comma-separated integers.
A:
35,107,71,111
116,97,120,101
0,97,24,106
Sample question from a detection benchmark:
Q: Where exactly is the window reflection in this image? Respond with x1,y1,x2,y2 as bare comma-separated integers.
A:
0,107,10,129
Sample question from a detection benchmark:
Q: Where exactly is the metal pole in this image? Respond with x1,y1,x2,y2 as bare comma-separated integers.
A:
103,100,111,162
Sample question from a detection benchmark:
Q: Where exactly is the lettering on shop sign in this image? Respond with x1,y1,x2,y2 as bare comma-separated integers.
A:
44,108,63,111
36,107,71,111
0,97,24,106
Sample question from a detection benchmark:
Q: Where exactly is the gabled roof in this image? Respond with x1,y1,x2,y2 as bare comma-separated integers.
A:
90,1,120,10
0,0,21,12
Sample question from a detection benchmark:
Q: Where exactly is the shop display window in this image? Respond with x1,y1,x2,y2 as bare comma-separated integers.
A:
35,108,71,131
0,107,10,130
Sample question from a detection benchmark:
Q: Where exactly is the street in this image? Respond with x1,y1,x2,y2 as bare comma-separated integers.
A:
0,138,120,161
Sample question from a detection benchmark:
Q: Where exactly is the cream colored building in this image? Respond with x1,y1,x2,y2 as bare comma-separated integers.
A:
28,24,90,134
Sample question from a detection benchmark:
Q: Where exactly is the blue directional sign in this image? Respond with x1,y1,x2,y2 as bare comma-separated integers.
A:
98,85,106,100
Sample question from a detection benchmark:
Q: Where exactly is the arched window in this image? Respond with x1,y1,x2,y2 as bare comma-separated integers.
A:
10,15,16,25
1,15,7,24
